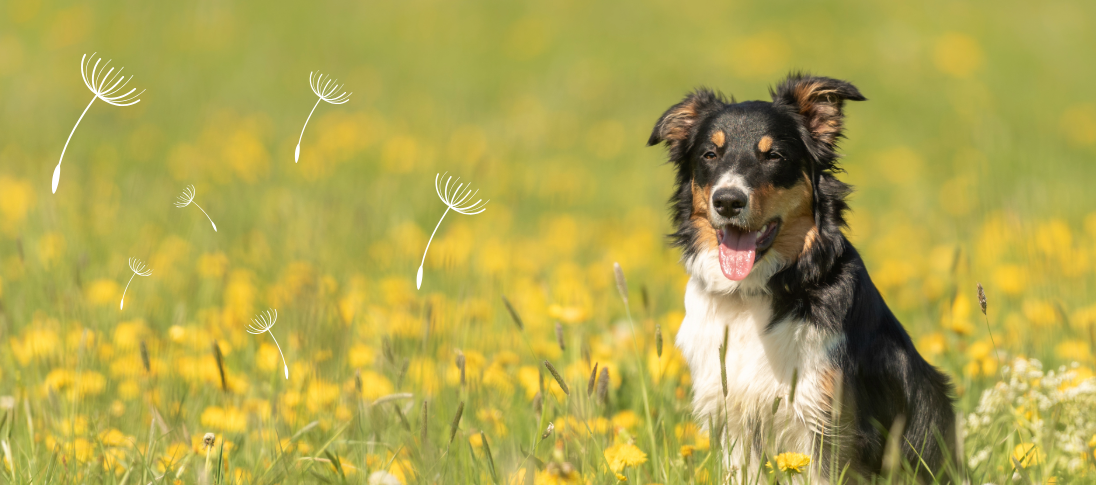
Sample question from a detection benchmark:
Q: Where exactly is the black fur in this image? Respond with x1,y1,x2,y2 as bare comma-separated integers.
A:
649,73,957,481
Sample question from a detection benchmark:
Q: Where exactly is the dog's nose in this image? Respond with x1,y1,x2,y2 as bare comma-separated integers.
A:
712,187,748,217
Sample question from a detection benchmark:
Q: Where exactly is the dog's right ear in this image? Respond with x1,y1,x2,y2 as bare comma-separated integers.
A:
647,89,725,148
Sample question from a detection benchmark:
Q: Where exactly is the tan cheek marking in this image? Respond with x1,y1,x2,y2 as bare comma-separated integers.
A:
758,135,773,152
710,130,726,148
756,174,816,262
690,180,717,250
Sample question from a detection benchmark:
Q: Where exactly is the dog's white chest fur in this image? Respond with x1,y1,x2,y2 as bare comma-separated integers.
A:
676,277,843,467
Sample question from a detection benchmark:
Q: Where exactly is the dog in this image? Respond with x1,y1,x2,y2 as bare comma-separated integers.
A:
647,73,956,481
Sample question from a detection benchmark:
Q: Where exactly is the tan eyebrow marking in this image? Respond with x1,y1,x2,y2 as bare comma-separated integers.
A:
710,130,725,148
758,135,773,152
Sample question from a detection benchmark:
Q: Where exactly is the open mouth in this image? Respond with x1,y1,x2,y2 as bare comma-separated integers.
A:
715,220,780,281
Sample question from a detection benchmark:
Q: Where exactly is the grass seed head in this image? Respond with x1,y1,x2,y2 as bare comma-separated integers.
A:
542,422,555,440
544,359,570,395
613,262,628,304
212,341,228,393
501,296,524,331
977,282,987,315
448,401,464,444
481,430,497,480
140,340,150,374
555,321,565,351
597,367,609,403
587,362,599,396
655,324,663,358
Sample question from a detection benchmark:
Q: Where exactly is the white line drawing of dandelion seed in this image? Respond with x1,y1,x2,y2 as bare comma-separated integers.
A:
246,309,289,379
294,71,351,163
174,185,218,232
120,257,153,310
416,172,489,289
53,53,145,194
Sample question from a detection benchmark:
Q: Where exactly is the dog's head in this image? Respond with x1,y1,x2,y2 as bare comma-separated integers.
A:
648,73,864,294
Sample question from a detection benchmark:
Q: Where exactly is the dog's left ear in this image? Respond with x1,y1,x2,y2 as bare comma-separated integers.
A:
771,74,866,148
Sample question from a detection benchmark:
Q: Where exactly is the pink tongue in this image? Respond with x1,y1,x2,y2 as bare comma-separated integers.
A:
719,228,757,281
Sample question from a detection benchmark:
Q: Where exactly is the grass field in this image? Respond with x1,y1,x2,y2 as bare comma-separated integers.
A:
2,0,1096,483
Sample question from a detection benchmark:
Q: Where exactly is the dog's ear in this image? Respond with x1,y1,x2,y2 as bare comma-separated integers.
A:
647,89,725,148
771,74,865,148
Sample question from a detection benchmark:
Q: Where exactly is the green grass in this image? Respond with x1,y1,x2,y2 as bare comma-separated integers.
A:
2,0,1096,483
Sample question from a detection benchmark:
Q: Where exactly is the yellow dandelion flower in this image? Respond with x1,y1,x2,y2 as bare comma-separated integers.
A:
305,380,341,412
477,408,509,437
611,410,641,431
1055,340,1090,362
548,304,589,324
603,442,647,473
482,362,516,396
117,379,140,400
168,325,186,342
469,433,486,448
112,319,148,351
1022,299,1058,327
11,327,61,364
993,264,1027,296
680,445,694,458
102,446,127,474
917,332,947,356
257,343,281,372
98,428,132,448
335,404,352,422
1012,443,1044,468
0,176,35,234
157,442,191,472
70,438,93,463
85,279,121,306
615,472,627,481
767,452,812,475
354,370,394,401
347,343,376,368
243,398,272,420
190,434,235,455
73,371,106,398
199,406,247,433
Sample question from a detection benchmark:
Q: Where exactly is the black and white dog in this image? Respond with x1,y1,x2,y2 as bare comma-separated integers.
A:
648,73,956,481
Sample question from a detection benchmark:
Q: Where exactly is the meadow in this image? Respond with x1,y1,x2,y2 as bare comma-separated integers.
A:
2,0,1096,483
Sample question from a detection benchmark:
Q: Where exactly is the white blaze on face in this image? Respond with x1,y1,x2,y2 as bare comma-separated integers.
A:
709,173,757,281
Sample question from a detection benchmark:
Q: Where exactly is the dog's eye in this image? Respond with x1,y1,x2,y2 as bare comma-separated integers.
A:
702,151,717,161
766,151,783,161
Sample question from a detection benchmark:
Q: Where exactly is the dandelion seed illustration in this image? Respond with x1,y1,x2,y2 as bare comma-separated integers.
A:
295,71,351,163
120,257,153,310
174,185,218,232
53,53,145,194
416,172,489,289
246,309,288,379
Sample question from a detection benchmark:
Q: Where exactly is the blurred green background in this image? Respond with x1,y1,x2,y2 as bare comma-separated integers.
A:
3,0,1096,482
